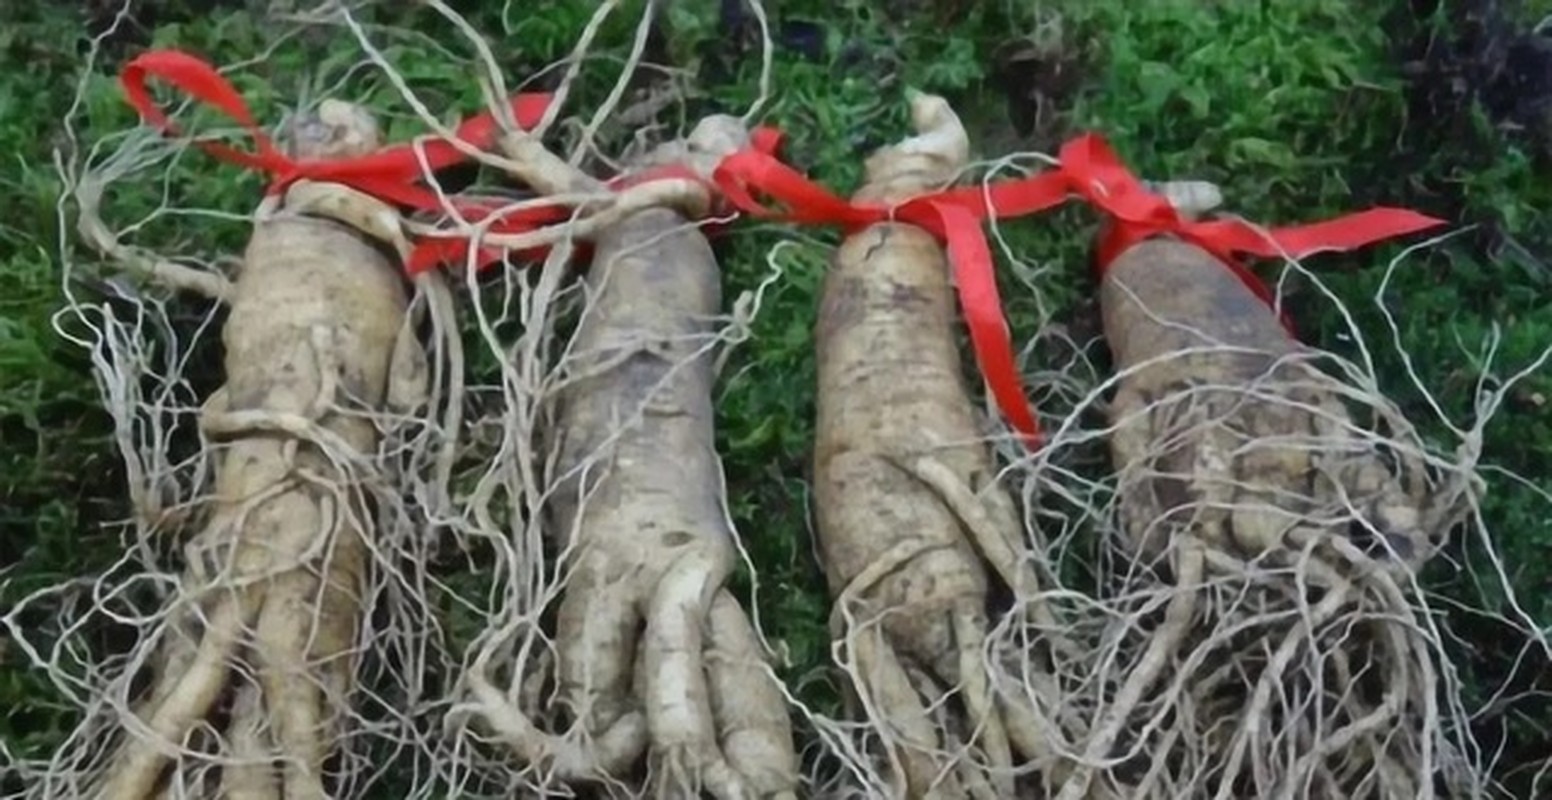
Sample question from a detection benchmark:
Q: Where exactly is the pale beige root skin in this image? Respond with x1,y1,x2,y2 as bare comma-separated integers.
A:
459,120,798,799
1101,239,1432,566
1076,238,1450,798
813,93,1051,799
91,101,409,800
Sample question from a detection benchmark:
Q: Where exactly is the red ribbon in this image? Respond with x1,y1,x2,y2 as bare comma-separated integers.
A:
120,49,1449,451
401,131,787,273
118,50,790,277
120,48,566,270
1062,135,1445,333
710,132,1449,449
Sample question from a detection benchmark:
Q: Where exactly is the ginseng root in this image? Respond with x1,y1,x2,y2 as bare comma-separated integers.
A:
88,100,418,800
812,92,1054,799
1075,236,1464,798
457,117,799,799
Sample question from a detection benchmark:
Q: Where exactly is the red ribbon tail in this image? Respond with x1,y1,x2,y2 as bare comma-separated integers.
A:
1266,208,1449,259
120,49,293,173
1180,209,1448,262
930,201,1042,450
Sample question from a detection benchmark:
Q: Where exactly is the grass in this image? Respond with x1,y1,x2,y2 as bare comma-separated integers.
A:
1,0,1549,792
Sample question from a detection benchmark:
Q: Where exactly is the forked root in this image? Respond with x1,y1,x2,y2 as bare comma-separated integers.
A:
810,92,1065,798
1063,236,1478,798
839,579,1015,800
450,119,799,799
73,100,421,800
1053,538,1203,800
1057,532,1455,799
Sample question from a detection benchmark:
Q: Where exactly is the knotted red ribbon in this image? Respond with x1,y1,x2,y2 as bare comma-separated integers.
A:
401,128,786,274
710,131,1449,450
120,50,1448,452
120,48,569,270
119,50,795,277
1061,135,1446,334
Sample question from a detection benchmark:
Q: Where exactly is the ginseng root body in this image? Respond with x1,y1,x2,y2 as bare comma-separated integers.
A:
1101,239,1428,563
812,94,1045,800
461,119,798,799
88,101,412,800
1084,236,1450,799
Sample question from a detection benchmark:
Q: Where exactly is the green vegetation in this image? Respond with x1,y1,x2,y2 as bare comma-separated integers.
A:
2,0,1548,790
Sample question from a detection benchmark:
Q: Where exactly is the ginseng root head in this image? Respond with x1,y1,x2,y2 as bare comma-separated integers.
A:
854,90,971,204
633,114,752,180
285,99,382,160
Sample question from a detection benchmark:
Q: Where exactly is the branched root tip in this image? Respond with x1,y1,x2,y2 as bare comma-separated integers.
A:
452,667,647,782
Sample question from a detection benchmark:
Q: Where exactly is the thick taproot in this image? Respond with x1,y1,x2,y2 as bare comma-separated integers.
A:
1101,238,1297,377
814,220,992,663
1101,237,1426,562
548,206,736,729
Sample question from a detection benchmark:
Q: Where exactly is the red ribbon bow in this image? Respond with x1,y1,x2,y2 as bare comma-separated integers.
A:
1061,135,1446,333
403,128,786,274
120,48,571,271
120,50,802,276
120,51,1448,452
711,131,1449,450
